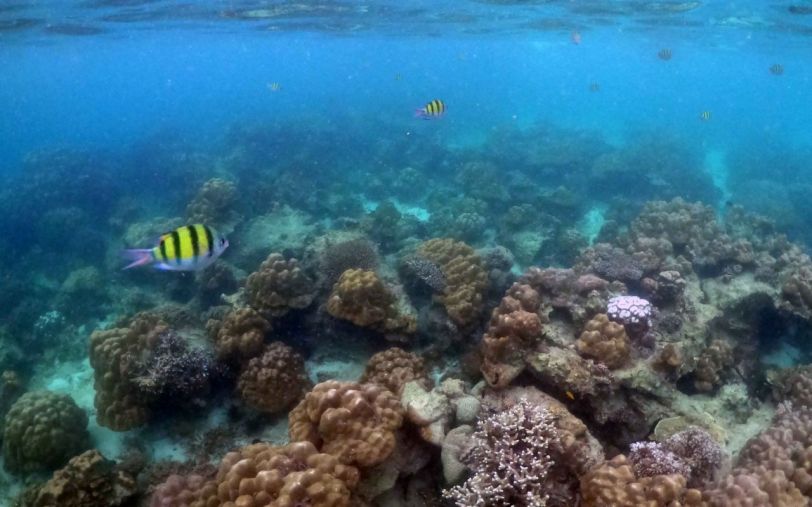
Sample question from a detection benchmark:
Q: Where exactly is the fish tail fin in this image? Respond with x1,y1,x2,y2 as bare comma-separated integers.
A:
414,109,425,118
121,249,154,270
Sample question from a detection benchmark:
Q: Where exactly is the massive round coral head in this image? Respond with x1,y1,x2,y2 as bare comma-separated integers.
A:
288,380,404,468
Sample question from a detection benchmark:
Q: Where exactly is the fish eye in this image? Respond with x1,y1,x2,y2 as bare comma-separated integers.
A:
220,238,226,246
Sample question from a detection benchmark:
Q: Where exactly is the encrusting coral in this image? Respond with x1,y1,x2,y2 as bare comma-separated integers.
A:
417,238,488,328
288,380,404,468
150,441,359,507
326,268,416,335
575,313,630,369
245,253,316,317
237,341,311,414
206,306,270,364
360,347,430,396
2,391,89,474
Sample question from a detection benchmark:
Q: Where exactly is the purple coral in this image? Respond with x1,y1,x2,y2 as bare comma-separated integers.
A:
443,400,556,506
607,295,652,339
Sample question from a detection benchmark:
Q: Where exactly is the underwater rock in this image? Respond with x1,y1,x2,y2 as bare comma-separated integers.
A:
401,378,480,446
2,390,89,474
289,380,404,468
237,205,318,266
236,341,310,414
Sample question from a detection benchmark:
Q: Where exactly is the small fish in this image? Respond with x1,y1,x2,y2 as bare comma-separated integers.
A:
394,73,402,81
571,30,582,45
122,224,228,271
415,99,446,119
769,63,784,75
267,82,282,92
658,48,673,60
589,82,600,92
565,390,575,400
699,110,712,122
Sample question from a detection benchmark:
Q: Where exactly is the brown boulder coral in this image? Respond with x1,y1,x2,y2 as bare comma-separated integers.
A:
88,313,166,430
326,269,416,335
289,380,404,468
575,313,631,369
27,450,136,507
580,454,703,507
206,306,270,364
150,441,358,507
245,253,316,317
185,177,237,227
2,391,89,474
417,238,488,328
360,347,430,396
237,342,311,414
480,282,546,387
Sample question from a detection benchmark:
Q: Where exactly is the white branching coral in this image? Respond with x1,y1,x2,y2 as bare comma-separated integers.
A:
443,400,557,507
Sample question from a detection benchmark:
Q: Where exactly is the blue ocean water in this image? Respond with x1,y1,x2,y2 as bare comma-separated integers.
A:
2,1,812,505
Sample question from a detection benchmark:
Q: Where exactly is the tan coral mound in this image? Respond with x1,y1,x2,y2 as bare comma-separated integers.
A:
2,391,89,474
245,253,316,317
150,441,358,507
89,313,166,431
360,347,430,396
289,380,404,467
237,342,311,414
575,313,631,369
186,177,237,226
417,238,488,328
30,450,136,507
480,282,546,387
207,306,270,364
580,455,703,507
326,269,416,334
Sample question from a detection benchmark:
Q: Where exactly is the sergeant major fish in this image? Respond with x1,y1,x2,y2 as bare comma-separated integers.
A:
415,99,446,119
122,224,228,271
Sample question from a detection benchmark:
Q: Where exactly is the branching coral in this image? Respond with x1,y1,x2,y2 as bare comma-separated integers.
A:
237,342,311,414
206,306,270,364
326,268,416,335
318,236,379,287
399,255,447,293
89,313,166,430
185,177,237,226
288,380,404,467
443,400,557,507
360,347,430,396
245,253,316,317
2,391,89,474
28,450,136,507
480,282,546,387
575,313,630,369
418,238,488,328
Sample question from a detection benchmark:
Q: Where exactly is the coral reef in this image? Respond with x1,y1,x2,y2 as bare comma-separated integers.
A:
185,177,238,227
2,391,89,474
326,268,416,335
245,253,316,317
417,238,488,329
288,380,404,467
237,342,311,414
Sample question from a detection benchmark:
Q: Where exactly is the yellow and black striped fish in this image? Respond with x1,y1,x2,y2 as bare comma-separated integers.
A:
769,63,784,75
415,99,446,119
699,110,712,122
122,224,229,271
